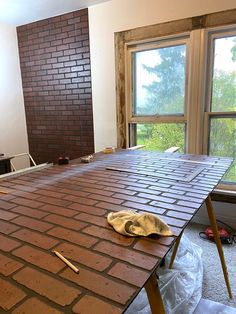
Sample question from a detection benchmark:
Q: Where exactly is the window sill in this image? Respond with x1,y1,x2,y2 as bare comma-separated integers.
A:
211,188,236,204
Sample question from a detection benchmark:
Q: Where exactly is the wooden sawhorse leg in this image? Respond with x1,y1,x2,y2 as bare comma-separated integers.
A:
205,195,232,299
144,272,166,314
168,231,183,269
145,195,232,314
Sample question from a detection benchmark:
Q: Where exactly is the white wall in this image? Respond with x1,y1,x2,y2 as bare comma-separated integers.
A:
0,24,29,169
193,201,236,230
89,0,236,152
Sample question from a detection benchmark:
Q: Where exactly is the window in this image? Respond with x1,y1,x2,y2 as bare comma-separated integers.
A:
128,39,187,152
132,44,186,116
204,31,236,184
115,11,236,189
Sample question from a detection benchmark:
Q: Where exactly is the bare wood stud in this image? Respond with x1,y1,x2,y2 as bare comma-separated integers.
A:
144,273,166,314
205,195,232,299
169,232,183,269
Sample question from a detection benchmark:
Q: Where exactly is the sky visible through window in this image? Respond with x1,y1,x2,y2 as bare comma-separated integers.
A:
134,37,235,111
133,44,186,115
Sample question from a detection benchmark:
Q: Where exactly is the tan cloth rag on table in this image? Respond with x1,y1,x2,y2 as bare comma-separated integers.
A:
107,211,173,237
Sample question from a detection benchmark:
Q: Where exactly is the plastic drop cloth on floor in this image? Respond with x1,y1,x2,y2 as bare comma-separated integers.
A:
125,234,203,314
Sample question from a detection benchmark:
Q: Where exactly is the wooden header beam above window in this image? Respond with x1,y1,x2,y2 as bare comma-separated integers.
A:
115,9,236,44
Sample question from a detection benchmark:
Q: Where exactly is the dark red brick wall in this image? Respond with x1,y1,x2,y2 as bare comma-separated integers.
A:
17,9,94,164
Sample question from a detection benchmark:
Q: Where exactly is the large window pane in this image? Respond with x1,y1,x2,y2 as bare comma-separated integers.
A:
211,36,236,112
132,44,186,116
209,117,236,183
136,123,185,152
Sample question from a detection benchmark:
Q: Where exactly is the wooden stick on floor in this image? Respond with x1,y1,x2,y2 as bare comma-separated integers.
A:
144,272,166,314
205,195,232,299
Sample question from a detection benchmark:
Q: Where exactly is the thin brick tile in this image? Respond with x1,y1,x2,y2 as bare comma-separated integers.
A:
75,213,108,228
72,295,121,314
13,267,80,306
159,215,186,227
0,278,26,311
94,241,157,270
68,203,107,216
61,267,135,305
47,226,98,248
63,194,98,206
35,189,67,199
113,193,149,204
12,297,64,314
149,201,196,213
0,253,23,276
177,200,200,209
57,188,89,198
88,181,126,189
54,242,112,271
95,202,129,212
0,209,18,221
0,220,20,234
11,197,44,208
11,190,41,200
11,205,48,219
134,239,169,259
137,193,176,204
82,187,114,196
11,229,59,249
108,262,150,287
12,216,53,232
0,234,21,252
39,196,72,207
83,225,134,246
156,236,175,246
88,194,123,204
166,210,192,220
0,200,17,210
162,192,203,203
122,201,165,215
12,245,64,273
39,204,77,217
44,214,87,230
104,186,137,196
118,181,148,189
11,182,32,190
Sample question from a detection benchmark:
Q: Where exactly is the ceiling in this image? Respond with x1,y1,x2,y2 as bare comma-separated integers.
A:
0,0,110,26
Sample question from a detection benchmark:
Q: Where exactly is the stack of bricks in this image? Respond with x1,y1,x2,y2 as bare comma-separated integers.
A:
17,9,94,164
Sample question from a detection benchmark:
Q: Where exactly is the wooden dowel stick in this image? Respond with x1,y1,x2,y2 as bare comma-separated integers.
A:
53,250,79,273
0,190,8,194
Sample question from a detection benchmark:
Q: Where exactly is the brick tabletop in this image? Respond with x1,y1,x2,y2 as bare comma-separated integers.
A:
0,150,232,313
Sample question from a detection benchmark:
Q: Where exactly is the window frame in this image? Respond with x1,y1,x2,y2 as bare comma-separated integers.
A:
115,9,236,191
125,29,205,154
202,26,236,189
125,35,190,151
126,35,189,120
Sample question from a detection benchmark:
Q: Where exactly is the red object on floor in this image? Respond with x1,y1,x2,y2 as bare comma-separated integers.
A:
204,226,229,240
